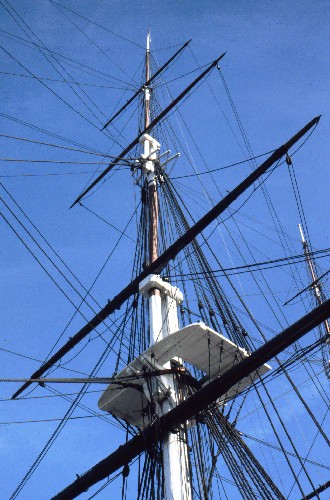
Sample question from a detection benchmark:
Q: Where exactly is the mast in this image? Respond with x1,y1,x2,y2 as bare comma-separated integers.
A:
144,31,161,342
299,224,330,378
299,224,330,337
141,32,192,499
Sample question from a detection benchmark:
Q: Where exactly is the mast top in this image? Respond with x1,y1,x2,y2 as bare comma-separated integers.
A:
147,30,151,52
298,223,306,244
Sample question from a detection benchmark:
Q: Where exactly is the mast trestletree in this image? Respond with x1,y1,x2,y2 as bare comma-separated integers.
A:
52,298,330,500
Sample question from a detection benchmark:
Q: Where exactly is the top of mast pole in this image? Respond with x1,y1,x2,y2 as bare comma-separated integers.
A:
145,31,151,129
147,29,151,52
298,223,306,245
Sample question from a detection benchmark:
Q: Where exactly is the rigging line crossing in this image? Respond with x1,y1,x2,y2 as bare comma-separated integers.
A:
48,0,146,155
42,386,129,433
217,66,313,320
0,42,113,141
188,45,248,160
185,75,280,357
0,112,105,154
3,0,106,121
0,182,136,358
103,56,145,133
52,298,330,499
80,102,142,199
288,158,313,256
158,74,276,311
170,149,277,178
194,202,330,448
240,432,330,471
49,0,144,50
286,409,329,499
151,61,210,89
0,208,126,353
171,163,330,443
243,374,311,497
0,28,138,87
209,409,284,499
0,388,105,402
102,39,191,129
165,159,282,275
163,180,229,340
237,364,329,423
4,1,130,151
167,248,330,279
284,267,330,305
190,159,297,332
0,195,126,336
71,52,226,207
258,337,326,383
77,103,142,201
208,421,255,500
164,176,252,348
169,255,330,281
0,1,127,148
0,133,136,159
9,388,124,498
0,346,93,379
0,182,129,315
79,202,136,242
0,157,131,165
10,308,135,499
0,202,133,362
49,0,135,81
1,1,103,122
0,70,135,89
12,115,320,400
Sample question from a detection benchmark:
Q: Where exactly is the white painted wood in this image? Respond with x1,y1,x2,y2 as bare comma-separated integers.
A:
98,322,271,430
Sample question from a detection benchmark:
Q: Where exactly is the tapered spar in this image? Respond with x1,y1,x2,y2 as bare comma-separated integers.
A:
12,114,320,399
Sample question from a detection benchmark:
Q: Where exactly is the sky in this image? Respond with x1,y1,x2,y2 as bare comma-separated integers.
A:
0,1,329,499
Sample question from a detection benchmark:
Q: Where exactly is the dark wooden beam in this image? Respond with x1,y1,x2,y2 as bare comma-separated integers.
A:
303,480,330,500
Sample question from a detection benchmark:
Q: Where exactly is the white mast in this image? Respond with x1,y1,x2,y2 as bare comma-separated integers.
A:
139,31,192,499
299,224,330,338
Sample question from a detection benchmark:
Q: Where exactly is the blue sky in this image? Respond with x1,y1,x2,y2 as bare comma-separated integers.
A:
0,1,329,498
